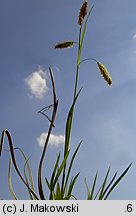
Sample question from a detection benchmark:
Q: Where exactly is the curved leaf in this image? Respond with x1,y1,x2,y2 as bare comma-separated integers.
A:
8,159,17,200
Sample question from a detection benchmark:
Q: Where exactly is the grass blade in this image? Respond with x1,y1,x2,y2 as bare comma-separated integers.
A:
45,177,51,190
102,171,117,198
49,153,60,199
15,147,35,200
94,185,102,200
104,163,132,200
67,172,80,197
62,88,82,194
84,178,91,200
98,167,110,200
63,142,81,196
50,153,61,187
64,88,82,156
8,159,17,200
23,157,34,200
55,182,61,200
90,170,98,199
53,150,70,187
0,129,39,200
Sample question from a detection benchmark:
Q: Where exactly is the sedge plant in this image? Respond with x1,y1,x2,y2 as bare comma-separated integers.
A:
0,0,132,200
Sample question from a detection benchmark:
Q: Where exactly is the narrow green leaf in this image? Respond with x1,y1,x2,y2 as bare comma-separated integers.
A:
52,191,56,200
64,88,82,156
23,157,34,200
90,170,98,199
98,167,110,200
22,155,35,195
84,178,91,200
53,150,70,187
63,195,72,200
62,88,82,194
102,171,117,198
8,159,17,200
70,194,78,200
49,153,61,200
104,163,132,200
55,182,61,200
93,171,117,200
63,142,81,195
45,177,51,190
16,147,35,200
49,151,70,199
50,153,61,187
94,186,102,200
67,172,80,197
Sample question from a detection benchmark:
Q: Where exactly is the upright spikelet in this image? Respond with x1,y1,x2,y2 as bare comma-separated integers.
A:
97,62,112,86
78,0,88,26
54,41,74,49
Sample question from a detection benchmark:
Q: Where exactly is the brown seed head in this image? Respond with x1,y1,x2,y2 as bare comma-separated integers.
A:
78,1,88,26
54,41,74,49
97,62,112,86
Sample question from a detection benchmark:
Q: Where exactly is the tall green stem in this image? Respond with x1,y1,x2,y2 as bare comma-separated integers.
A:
61,26,82,197
73,26,82,99
61,4,94,197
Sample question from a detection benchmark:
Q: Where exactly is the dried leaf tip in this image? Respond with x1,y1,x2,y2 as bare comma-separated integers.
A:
78,1,88,26
54,41,74,49
97,62,112,86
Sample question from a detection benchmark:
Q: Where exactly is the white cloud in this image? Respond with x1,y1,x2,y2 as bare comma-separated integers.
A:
37,132,65,147
25,66,48,99
133,34,136,39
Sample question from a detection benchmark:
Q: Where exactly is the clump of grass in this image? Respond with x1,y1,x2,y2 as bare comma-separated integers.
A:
0,1,132,200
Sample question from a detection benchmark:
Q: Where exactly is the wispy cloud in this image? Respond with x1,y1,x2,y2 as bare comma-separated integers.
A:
133,33,136,40
37,132,65,147
25,66,48,99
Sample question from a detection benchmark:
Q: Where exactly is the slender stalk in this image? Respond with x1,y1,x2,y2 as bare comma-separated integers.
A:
38,67,58,200
79,58,97,66
74,26,82,99
61,26,82,197
61,4,95,198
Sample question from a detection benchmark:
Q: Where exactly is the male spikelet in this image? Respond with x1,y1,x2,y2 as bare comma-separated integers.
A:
54,41,74,49
78,0,88,26
97,62,112,86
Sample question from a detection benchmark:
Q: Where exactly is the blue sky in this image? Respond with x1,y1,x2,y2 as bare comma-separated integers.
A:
0,0,136,199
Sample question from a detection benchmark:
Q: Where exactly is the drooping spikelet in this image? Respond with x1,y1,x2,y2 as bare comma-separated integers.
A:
78,0,88,26
54,41,74,49
97,62,112,86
